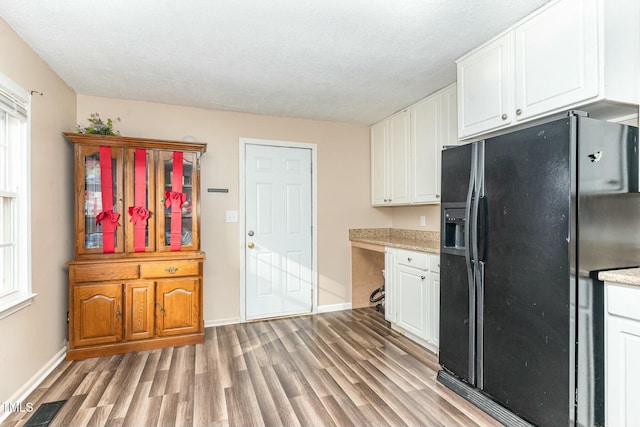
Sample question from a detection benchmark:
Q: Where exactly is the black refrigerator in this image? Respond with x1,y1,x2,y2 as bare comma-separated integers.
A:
438,112,640,427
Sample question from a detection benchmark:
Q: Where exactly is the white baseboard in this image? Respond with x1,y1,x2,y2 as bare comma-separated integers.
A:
203,305,352,327
317,302,352,313
0,345,67,422
204,317,241,328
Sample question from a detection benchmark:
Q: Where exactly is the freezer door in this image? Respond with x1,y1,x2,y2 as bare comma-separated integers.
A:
481,119,572,427
439,143,476,383
441,143,473,203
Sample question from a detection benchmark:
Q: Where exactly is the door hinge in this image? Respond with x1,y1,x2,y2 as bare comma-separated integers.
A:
66,311,69,325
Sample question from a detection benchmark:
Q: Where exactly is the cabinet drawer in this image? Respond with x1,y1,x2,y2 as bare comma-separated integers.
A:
430,256,440,273
608,284,640,321
140,260,200,278
396,249,428,270
73,264,140,282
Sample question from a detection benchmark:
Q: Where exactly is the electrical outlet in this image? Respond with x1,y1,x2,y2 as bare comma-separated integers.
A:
226,210,238,223
420,215,426,227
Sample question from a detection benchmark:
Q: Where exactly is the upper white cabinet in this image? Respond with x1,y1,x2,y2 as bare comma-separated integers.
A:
411,84,458,204
370,110,410,206
457,33,513,138
457,0,639,140
372,84,457,206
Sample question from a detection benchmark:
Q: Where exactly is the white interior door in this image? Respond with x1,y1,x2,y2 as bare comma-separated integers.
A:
245,144,312,320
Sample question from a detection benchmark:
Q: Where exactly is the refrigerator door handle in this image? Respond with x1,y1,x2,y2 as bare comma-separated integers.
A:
476,260,485,389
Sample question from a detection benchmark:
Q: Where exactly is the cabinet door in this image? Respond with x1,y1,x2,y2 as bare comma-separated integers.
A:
75,145,124,255
125,282,155,341
396,264,427,339
155,278,201,336
388,111,411,205
411,95,440,204
371,120,388,206
157,151,200,251
514,0,598,121
440,84,458,148
429,272,440,348
384,248,395,323
73,284,123,347
457,33,513,138
124,148,156,253
607,314,640,427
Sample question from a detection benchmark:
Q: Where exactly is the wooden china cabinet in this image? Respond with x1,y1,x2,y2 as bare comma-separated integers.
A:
64,132,207,360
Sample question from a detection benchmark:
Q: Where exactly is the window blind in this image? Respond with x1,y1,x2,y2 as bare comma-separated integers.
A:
0,85,28,119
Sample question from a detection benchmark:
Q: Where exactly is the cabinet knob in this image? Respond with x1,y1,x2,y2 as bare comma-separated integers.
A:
116,305,121,318
156,302,166,317
501,114,508,120
421,275,426,280
407,257,412,262
516,108,522,116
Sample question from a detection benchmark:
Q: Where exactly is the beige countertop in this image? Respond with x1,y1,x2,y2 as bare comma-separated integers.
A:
599,268,640,287
349,228,440,254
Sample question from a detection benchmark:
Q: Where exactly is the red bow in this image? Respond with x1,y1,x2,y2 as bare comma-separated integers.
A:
165,191,187,209
96,210,120,227
128,206,150,226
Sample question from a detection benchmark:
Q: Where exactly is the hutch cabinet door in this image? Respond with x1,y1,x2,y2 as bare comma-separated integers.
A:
155,278,201,336
75,145,124,255
125,282,155,341
156,151,200,252
73,284,123,347
124,148,156,253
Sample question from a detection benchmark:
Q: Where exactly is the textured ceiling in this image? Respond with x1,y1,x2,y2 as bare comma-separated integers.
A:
0,0,549,125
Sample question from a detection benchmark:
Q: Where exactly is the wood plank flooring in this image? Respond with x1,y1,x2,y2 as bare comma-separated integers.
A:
2,308,502,427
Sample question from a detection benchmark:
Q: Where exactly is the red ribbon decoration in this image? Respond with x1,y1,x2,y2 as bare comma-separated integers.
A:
96,210,120,227
168,151,184,251
98,146,118,253
129,148,148,252
129,206,150,225
164,191,187,209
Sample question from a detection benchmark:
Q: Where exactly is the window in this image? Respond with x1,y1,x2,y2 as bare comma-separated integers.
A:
0,73,34,319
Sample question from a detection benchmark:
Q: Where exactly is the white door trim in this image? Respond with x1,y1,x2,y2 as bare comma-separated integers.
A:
239,138,318,322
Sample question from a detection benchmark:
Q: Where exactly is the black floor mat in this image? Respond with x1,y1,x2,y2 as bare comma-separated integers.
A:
23,400,67,427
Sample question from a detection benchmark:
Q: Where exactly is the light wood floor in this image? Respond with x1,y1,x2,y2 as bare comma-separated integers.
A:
2,308,502,427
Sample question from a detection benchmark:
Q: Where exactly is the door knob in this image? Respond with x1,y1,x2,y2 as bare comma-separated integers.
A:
247,242,255,249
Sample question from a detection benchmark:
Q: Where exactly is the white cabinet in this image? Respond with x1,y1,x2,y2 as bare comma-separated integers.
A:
397,263,428,338
457,0,639,140
457,33,513,138
410,93,440,204
384,248,396,323
370,120,387,206
411,85,457,204
606,282,640,427
372,84,457,206
429,256,440,348
370,110,410,206
385,247,439,352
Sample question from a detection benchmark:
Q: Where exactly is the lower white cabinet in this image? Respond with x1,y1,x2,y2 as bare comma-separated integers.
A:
385,248,439,352
606,282,640,427
384,248,396,323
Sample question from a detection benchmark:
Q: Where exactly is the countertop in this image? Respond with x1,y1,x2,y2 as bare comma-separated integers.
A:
599,268,640,287
349,228,440,254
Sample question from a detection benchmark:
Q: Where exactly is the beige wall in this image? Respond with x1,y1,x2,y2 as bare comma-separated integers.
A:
390,205,440,231
0,19,76,403
77,95,392,323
